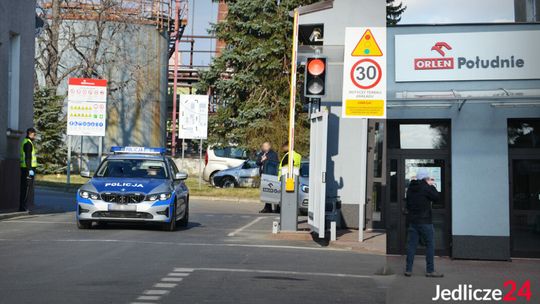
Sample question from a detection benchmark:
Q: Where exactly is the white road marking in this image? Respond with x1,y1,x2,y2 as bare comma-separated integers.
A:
173,267,194,272
3,220,73,224
227,216,265,237
136,295,161,301
190,267,373,279
0,239,350,252
154,283,177,288
167,272,190,277
161,277,184,282
143,290,170,295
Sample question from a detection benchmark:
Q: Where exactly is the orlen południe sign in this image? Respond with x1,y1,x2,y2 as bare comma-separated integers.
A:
395,30,540,82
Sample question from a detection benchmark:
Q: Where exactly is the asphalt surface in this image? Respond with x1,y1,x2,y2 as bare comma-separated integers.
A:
0,188,389,304
2,188,539,304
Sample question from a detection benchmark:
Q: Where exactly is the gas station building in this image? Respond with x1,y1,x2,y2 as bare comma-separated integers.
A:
299,0,540,260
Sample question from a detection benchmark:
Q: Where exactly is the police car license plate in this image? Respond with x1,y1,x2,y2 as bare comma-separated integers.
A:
108,204,137,211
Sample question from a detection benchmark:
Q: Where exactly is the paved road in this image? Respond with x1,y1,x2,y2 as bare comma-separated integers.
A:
0,188,388,304
3,188,538,304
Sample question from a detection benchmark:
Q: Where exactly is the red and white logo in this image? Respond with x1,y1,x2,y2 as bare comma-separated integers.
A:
414,42,454,70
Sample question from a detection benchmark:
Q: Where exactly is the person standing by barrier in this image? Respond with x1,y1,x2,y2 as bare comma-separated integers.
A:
257,142,278,213
278,142,302,176
20,128,37,212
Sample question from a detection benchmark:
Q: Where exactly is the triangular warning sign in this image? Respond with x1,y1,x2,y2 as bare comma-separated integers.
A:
351,29,383,57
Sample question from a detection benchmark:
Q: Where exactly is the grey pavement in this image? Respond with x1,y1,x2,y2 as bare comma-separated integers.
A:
0,187,538,304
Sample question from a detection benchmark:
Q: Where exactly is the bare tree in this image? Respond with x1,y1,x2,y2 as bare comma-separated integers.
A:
35,0,152,90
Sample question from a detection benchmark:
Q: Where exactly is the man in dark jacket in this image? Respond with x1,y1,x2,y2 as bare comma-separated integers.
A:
20,128,37,212
256,142,279,213
404,168,443,278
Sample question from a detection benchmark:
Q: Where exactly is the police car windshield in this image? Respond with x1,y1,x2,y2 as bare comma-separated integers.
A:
96,159,168,179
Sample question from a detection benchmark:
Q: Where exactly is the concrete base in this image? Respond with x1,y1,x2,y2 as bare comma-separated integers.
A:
340,204,359,229
280,176,298,232
452,235,510,261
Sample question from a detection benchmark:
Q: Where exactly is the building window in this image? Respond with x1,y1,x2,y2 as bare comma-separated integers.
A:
388,121,449,150
8,32,21,131
508,119,540,149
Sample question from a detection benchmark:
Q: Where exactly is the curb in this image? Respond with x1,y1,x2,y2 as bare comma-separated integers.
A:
0,211,29,221
35,185,78,193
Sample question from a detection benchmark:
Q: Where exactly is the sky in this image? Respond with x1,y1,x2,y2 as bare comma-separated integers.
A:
398,0,514,24
183,0,517,66
178,0,218,67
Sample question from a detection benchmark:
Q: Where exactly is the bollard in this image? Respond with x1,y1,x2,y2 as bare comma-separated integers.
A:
272,221,279,234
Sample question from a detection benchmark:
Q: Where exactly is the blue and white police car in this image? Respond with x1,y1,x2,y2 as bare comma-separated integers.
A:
76,147,189,231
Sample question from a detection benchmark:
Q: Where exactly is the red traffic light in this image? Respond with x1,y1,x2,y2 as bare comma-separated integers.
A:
307,58,325,76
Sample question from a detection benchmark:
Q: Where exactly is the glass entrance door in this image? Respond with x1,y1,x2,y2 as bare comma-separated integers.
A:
386,154,451,256
510,159,540,258
385,120,452,256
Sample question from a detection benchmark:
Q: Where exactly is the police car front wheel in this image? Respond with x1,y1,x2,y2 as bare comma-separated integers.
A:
77,220,92,229
178,203,189,228
163,205,177,231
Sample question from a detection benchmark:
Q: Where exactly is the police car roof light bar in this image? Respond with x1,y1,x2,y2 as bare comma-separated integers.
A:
110,146,166,155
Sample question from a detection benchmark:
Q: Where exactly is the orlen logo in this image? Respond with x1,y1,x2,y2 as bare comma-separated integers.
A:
414,42,454,70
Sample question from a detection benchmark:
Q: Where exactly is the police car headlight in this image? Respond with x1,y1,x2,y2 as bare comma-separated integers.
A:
300,184,309,193
147,192,172,201
80,190,100,200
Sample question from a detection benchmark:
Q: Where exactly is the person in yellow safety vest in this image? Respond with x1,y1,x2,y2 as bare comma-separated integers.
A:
20,127,37,212
278,142,302,176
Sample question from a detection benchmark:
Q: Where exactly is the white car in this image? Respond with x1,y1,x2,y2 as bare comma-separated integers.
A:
202,147,249,185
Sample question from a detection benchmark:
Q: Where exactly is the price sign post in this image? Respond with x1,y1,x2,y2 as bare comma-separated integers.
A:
66,78,108,185
341,27,386,241
178,94,209,189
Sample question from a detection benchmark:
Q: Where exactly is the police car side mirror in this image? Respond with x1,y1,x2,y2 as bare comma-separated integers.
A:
80,170,92,178
175,172,188,181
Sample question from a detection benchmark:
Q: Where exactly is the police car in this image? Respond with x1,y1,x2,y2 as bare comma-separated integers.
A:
76,147,189,231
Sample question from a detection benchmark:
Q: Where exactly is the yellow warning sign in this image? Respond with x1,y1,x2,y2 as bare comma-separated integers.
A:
351,29,383,57
345,99,385,117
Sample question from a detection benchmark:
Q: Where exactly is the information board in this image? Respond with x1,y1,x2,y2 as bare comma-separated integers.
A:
178,94,209,139
67,78,107,137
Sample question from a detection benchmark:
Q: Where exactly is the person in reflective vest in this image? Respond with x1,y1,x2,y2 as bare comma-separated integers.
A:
20,127,37,212
278,142,302,176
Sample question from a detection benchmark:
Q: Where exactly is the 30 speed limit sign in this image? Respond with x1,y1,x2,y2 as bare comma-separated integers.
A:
342,27,386,118
350,58,382,90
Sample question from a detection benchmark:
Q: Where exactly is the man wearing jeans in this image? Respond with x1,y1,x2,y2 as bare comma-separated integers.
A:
404,168,443,278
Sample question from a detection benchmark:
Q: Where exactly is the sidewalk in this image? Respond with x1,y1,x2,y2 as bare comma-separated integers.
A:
385,255,540,304
330,228,387,255
329,229,540,303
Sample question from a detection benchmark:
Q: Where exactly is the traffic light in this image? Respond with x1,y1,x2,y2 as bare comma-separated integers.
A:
304,57,327,98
